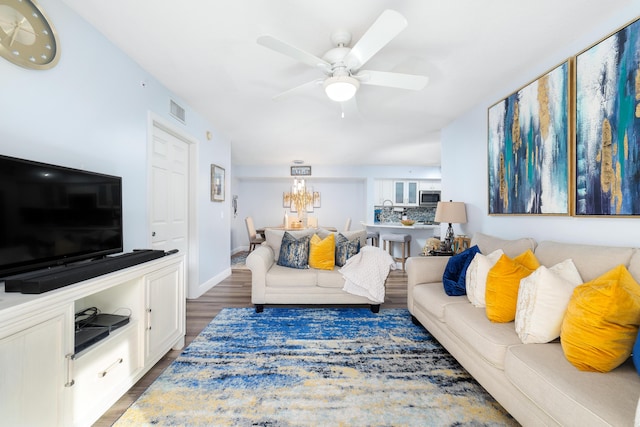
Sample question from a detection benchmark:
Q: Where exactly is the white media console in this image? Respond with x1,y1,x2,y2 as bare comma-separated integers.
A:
0,253,185,426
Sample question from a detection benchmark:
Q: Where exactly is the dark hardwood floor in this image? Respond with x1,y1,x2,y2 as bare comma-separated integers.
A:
94,267,408,426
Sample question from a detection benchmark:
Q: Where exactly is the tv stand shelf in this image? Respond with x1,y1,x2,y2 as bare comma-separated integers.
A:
0,253,185,427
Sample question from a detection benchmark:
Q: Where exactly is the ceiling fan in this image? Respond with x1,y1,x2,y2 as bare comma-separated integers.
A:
257,9,429,104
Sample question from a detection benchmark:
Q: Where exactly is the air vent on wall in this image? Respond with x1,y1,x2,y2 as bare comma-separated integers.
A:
169,99,186,123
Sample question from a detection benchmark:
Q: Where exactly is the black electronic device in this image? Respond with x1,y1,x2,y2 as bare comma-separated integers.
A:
3,250,165,294
0,154,123,278
86,313,130,332
74,326,109,353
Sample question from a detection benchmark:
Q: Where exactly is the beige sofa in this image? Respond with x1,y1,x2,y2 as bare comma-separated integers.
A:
407,232,640,426
246,228,381,312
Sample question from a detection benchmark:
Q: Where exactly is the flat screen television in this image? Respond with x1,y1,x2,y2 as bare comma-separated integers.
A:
0,154,123,278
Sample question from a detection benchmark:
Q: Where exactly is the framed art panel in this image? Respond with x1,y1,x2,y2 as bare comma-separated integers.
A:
575,17,640,216
282,192,291,208
211,164,225,202
305,187,314,213
487,61,570,215
313,191,321,208
290,165,311,176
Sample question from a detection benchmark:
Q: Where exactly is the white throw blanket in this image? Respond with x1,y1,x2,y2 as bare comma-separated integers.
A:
339,246,397,303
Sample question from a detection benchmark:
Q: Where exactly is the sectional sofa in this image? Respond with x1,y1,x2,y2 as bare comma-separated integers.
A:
407,232,640,426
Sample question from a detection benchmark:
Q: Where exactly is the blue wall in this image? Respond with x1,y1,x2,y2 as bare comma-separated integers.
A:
441,2,640,247
0,0,232,298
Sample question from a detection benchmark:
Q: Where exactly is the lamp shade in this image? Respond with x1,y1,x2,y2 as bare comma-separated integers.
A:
324,75,359,102
434,201,467,224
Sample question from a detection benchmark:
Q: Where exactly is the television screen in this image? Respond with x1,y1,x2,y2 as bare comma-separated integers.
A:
0,155,123,277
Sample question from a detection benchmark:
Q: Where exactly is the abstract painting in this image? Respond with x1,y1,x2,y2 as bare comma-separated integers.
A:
488,61,570,215
575,18,640,216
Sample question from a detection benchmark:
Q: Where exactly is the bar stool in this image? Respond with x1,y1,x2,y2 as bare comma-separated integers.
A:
366,231,379,247
381,233,411,271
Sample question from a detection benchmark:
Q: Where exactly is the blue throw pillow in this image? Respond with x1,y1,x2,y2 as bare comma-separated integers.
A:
335,233,360,267
277,231,310,269
442,245,481,296
634,328,640,375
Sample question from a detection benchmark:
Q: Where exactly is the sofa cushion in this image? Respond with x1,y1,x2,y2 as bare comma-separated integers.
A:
316,267,345,288
317,229,367,248
265,228,314,262
309,233,335,270
265,264,317,287
335,233,360,267
634,329,640,375
485,250,540,323
413,282,468,322
442,245,480,296
445,302,522,369
470,232,536,258
515,259,583,344
534,240,634,282
277,232,311,269
505,343,640,427
465,249,504,307
561,265,640,372
629,248,640,283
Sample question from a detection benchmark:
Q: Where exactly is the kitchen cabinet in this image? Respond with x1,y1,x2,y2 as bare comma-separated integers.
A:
419,180,442,191
394,181,419,206
375,180,394,205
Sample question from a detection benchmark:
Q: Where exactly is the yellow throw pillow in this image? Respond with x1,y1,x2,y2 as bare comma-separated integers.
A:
561,265,640,372
485,250,540,323
309,233,335,270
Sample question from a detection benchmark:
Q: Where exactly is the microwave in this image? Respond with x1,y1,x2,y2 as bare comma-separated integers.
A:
419,190,440,207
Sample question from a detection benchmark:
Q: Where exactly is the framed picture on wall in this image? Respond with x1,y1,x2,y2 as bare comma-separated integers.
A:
487,60,570,215
313,191,321,208
575,17,640,216
211,164,225,202
282,192,291,208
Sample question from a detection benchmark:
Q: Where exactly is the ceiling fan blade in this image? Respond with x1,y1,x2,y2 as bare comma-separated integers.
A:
272,79,324,101
257,35,331,71
357,70,428,90
344,10,408,71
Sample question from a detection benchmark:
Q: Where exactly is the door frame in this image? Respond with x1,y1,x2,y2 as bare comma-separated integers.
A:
147,112,199,296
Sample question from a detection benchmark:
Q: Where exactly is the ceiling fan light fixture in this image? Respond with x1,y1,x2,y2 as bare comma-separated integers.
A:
324,75,359,102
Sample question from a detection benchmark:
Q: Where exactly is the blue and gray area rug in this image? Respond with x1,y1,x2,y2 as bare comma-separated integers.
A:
115,308,517,426
231,251,249,269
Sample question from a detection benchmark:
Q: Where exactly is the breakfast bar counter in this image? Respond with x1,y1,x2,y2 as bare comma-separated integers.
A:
362,222,438,257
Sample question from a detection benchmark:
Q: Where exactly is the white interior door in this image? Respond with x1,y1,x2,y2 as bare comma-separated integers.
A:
150,126,189,256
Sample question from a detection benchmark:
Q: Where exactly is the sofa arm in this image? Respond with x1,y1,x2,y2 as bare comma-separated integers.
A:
406,256,450,312
406,256,450,286
246,245,275,304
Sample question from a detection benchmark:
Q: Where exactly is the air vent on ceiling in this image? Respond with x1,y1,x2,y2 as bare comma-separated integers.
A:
169,99,186,123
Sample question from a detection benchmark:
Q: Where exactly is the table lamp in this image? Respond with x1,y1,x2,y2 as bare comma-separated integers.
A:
434,201,467,252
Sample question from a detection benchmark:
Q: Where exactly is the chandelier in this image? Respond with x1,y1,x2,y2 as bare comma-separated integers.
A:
290,178,313,215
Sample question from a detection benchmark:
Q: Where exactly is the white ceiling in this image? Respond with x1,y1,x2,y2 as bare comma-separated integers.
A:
61,0,631,167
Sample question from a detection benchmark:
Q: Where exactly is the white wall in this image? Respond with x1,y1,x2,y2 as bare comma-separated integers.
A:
231,165,440,252
441,2,640,247
0,0,232,298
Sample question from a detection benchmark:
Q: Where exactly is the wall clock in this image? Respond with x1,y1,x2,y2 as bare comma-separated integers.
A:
0,0,59,69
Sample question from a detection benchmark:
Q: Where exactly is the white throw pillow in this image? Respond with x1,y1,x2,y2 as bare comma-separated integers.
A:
465,249,504,307
515,259,583,344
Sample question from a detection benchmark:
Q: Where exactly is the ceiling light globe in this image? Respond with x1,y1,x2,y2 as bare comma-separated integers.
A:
324,76,359,102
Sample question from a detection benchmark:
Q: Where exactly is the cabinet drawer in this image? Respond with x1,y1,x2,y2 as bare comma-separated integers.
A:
73,324,142,426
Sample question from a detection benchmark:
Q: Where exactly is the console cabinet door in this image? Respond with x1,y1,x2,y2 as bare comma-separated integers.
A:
0,307,72,426
144,264,185,364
